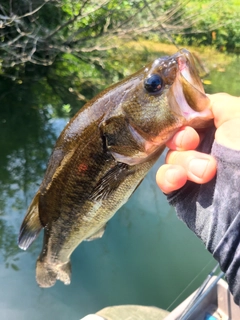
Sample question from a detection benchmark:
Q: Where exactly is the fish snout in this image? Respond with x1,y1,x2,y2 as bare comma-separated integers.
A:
167,49,213,128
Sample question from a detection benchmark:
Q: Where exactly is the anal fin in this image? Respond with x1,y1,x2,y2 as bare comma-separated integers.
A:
85,224,106,241
18,192,43,250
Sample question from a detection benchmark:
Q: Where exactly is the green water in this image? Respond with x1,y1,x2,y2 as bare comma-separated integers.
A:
0,57,239,320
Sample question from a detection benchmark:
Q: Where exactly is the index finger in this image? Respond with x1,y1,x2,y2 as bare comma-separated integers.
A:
166,126,200,151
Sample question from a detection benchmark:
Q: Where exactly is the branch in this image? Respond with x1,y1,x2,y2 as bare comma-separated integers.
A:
0,1,51,28
17,0,51,19
44,0,110,40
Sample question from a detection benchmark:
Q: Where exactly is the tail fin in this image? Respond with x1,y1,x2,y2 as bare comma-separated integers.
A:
36,259,71,288
18,192,43,250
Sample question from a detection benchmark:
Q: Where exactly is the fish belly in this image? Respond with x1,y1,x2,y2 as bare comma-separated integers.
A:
36,150,161,288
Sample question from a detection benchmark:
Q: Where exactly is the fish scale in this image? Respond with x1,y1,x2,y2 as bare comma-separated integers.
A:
18,49,213,287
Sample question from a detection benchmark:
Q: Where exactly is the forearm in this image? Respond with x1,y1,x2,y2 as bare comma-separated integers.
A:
167,126,240,305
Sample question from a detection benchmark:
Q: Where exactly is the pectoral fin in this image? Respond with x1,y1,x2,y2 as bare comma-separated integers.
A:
18,192,43,250
89,162,133,201
85,224,107,241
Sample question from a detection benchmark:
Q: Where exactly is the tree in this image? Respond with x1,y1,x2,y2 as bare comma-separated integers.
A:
1,0,231,69
0,0,237,116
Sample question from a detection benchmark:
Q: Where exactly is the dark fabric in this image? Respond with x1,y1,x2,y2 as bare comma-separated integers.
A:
167,126,240,305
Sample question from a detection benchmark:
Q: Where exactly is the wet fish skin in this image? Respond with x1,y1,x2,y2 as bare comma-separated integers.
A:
18,49,212,288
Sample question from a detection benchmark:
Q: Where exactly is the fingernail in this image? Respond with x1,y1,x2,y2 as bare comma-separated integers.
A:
165,168,180,185
174,130,185,149
189,158,209,178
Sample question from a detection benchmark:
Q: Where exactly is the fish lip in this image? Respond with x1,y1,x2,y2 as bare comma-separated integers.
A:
174,49,204,93
176,55,187,72
167,49,213,126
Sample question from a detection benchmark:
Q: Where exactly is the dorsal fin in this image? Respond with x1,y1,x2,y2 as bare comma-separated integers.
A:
18,192,43,250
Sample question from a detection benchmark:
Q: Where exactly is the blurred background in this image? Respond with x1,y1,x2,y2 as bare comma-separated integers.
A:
0,0,239,319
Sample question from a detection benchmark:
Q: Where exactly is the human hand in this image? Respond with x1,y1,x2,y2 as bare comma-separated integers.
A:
156,93,240,194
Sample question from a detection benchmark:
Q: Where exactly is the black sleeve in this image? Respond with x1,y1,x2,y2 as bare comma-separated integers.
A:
167,126,240,305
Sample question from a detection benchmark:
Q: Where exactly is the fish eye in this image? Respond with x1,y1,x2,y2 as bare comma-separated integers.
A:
144,74,163,93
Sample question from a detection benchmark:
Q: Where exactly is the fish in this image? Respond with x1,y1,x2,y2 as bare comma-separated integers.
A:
18,49,213,288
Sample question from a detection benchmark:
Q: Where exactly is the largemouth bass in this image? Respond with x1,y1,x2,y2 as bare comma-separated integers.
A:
18,49,212,288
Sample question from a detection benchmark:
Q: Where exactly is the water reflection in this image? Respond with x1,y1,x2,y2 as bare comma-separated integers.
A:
0,80,60,269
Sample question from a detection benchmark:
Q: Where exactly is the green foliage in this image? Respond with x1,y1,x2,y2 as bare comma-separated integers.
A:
0,0,238,119
203,57,240,96
173,0,239,54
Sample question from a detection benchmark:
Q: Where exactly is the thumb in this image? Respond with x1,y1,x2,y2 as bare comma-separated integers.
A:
208,93,240,129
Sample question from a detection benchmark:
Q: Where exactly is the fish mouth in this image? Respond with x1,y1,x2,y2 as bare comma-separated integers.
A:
168,49,213,128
